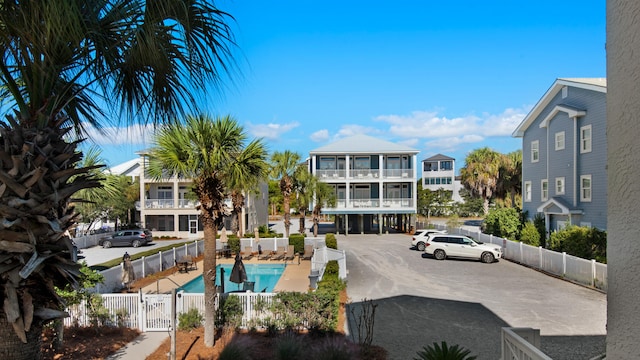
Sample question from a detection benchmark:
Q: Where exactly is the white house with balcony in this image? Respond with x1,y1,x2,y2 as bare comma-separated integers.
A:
421,154,464,203
309,134,419,235
137,153,269,238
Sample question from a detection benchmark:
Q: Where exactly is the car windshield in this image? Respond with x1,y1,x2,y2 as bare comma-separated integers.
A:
468,237,483,245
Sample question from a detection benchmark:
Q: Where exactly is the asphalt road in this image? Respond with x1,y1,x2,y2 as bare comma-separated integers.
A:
79,238,199,266
339,232,607,360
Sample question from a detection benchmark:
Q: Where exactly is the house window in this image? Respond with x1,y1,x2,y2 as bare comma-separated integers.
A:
524,181,532,202
580,125,592,153
158,186,172,199
580,175,592,202
319,157,336,170
555,132,565,151
440,161,453,170
423,162,437,171
541,179,548,201
531,140,539,163
562,86,568,99
555,177,565,195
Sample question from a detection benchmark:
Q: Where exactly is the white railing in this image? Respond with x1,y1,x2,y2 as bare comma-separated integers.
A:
426,224,608,292
501,327,553,360
72,232,113,250
144,199,174,208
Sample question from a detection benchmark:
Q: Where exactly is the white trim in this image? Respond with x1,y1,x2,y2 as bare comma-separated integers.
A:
541,179,548,201
555,177,565,195
555,131,565,150
531,140,539,163
580,174,592,202
580,125,593,153
524,181,532,202
539,105,586,129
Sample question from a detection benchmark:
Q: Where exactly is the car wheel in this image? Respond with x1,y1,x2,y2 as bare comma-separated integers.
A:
103,240,112,248
417,242,426,251
481,252,495,263
433,249,446,260
132,240,141,248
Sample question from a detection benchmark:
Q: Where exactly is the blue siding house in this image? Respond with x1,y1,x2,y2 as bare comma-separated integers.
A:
513,78,607,232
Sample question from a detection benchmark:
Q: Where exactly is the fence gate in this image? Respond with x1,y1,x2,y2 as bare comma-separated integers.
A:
142,294,173,331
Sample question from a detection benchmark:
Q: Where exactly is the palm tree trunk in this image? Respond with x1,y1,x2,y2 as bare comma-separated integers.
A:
202,223,218,346
283,196,291,238
0,313,42,360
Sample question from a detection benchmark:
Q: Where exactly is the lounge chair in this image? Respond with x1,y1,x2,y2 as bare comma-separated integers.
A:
241,246,254,260
258,249,272,260
271,246,286,260
176,255,196,273
284,245,295,261
301,244,313,260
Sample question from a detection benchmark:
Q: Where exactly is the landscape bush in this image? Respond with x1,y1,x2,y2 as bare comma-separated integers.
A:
325,233,338,249
288,233,305,254
482,207,521,240
548,225,607,263
227,235,240,255
519,221,540,247
178,308,204,331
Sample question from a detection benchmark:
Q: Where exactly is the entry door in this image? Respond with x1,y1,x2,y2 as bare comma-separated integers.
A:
189,219,198,234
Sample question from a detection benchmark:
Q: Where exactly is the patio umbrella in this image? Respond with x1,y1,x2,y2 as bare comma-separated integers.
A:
220,227,228,243
229,253,247,290
121,258,135,291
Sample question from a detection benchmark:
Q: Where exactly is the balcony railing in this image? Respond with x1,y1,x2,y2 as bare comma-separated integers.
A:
328,198,414,209
316,168,413,180
144,199,202,209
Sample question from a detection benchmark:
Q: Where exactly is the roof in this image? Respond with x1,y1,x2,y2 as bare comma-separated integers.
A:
512,78,606,137
422,153,455,162
309,134,418,155
107,158,141,177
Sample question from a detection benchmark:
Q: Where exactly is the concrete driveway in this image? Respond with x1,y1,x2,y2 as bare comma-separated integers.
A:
79,238,199,266
340,233,606,360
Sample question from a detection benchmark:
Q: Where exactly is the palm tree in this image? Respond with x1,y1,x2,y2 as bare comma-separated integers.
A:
312,182,336,237
293,167,316,234
459,147,502,215
229,141,270,237
270,151,302,238
146,115,267,347
496,150,522,208
0,1,236,357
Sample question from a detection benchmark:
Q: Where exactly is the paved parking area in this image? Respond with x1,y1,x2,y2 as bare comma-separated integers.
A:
79,239,197,266
339,233,606,360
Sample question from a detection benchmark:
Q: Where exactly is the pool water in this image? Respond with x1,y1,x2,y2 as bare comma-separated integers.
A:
178,263,286,293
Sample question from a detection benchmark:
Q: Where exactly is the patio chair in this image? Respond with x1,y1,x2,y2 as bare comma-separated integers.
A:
284,245,295,261
301,244,313,260
258,249,272,260
271,246,286,260
241,246,254,260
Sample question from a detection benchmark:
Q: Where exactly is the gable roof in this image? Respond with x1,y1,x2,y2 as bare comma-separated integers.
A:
107,158,141,177
422,153,454,162
512,78,606,137
309,134,418,154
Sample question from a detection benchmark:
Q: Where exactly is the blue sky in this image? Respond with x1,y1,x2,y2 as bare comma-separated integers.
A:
89,1,606,172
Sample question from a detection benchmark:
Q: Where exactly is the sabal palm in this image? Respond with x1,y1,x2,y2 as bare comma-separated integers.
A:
0,0,236,357
270,150,302,237
146,114,267,346
312,182,336,237
293,168,316,234
459,147,502,215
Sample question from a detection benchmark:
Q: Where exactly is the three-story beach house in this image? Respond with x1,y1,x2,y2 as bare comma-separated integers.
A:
137,153,269,238
309,134,419,234
421,153,464,203
513,78,607,232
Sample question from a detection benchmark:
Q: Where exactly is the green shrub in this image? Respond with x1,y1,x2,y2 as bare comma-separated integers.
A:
227,235,240,254
519,221,540,247
288,233,305,254
178,308,203,331
312,336,356,360
533,213,546,248
274,331,306,359
218,336,255,360
325,233,338,249
414,341,477,360
220,294,244,328
548,225,607,263
482,207,520,240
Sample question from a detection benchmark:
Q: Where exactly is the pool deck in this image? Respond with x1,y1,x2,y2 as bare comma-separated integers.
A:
141,255,312,294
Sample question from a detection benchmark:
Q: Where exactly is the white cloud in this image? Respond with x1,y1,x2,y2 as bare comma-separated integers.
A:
247,121,300,140
310,129,329,142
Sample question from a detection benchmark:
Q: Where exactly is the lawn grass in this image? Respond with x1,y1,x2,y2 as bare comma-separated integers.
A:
89,240,197,271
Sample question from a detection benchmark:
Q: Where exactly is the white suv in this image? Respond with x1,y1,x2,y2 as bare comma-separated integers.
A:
424,234,502,263
411,229,447,251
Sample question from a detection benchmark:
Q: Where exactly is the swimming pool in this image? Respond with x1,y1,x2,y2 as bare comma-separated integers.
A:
178,263,286,293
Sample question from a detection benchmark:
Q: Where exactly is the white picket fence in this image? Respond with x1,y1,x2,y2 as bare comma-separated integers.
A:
64,291,275,332
428,225,608,292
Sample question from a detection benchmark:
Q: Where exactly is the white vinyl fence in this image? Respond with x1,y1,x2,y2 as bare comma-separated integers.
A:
64,291,281,331
426,224,608,292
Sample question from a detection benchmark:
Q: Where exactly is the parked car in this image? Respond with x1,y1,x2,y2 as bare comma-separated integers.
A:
99,229,153,248
411,229,448,251
424,234,502,263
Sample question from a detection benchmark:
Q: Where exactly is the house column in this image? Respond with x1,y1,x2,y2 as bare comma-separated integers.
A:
345,214,349,236
378,214,382,235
